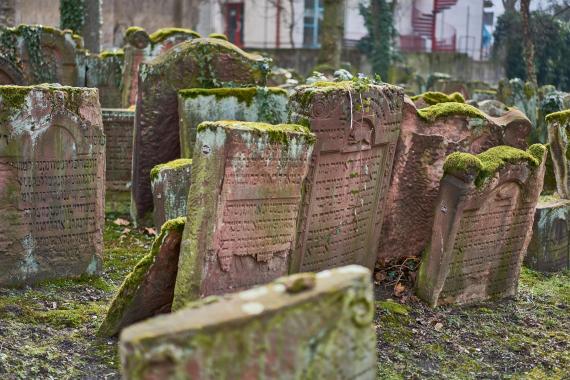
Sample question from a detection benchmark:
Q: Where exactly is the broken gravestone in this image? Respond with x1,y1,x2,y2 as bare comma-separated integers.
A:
0,84,105,286
288,81,404,273
178,87,288,157
102,108,135,191
98,217,185,337
131,37,270,225
379,99,532,261
150,159,192,231
547,110,570,198
172,121,315,309
525,196,570,272
417,144,547,306
120,265,376,379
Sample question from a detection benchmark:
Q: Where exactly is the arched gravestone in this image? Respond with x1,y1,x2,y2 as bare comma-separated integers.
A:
288,81,404,273
102,108,135,190
378,99,532,261
131,38,270,224
547,110,570,198
417,144,547,307
0,85,105,287
0,56,24,85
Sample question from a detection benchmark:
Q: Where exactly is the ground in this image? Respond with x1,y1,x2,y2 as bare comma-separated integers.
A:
0,191,568,379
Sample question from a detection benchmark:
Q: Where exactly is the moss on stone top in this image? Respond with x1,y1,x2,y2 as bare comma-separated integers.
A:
197,121,316,145
208,33,228,41
474,89,497,95
149,27,201,43
545,109,570,125
150,159,193,181
411,91,465,105
125,26,145,38
417,102,486,123
99,49,124,59
178,87,287,105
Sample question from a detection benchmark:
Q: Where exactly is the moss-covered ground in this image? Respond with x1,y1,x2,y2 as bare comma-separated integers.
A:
0,191,568,378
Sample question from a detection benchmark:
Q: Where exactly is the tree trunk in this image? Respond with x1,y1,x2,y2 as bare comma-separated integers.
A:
502,0,518,12
520,0,537,86
317,0,346,68
0,0,16,27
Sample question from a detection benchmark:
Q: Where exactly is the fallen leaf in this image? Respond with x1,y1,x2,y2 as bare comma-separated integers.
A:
394,282,406,297
374,271,386,282
121,228,131,235
434,322,444,331
113,218,130,226
143,227,157,236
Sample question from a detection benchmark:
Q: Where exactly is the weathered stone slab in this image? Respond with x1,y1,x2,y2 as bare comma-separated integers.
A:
150,159,192,230
98,217,185,337
288,81,403,273
102,108,135,191
172,121,314,308
379,99,532,261
547,110,570,198
120,265,376,380
417,144,547,306
0,84,105,286
131,38,270,224
410,91,465,109
86,51,124,108
525,197,570,272
178,87,288,157
498,78,538,129
477,99,510,117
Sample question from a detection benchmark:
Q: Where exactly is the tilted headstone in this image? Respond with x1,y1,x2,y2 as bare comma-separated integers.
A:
86,51,124,108
178,87,288,157
120,265,376,380
379,99,532,261
150,159,192,230
98,217,185,337
288,81,403,273
102,108,135,191
131,38,270,224
498,78,538,129
172,121,314,308
547,110,570,198
417,144,547,306
525,197,570,272
0,84,105,286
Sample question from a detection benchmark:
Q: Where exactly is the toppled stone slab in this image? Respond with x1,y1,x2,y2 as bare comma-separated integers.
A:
525,196,570,272
172,121,314,308
102,108,135,191
98,217,186,337
178,87,288,157
0,84,105,286
120,265,376,380
417,144,547,306
547,110,570,198
288,81,403,273
150,159,192,230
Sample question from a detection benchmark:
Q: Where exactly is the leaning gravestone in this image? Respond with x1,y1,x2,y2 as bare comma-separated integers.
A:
417,144,547,306
102,108,135,191
379,99,532,261
547,110,570,198
120,265,376,380
178,87,288,157
0,84,105,286
131,38,270,224
98,217,185,337
150,159,192,230
525,197,570,272
288,81,403,273
172,121,314,309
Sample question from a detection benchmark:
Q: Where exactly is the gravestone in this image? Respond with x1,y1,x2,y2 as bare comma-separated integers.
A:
525,197,570,272
498,78,538,129
472,89,497,102
411,91,465,109
172,121,314,308
477,99,510,117
102,108,135,191
131,38,270,224
0,84,105,286
288,81,404,273
178,87,288,157
150,159,192,230
120,265,376,380
417,144,547,306
379,99,532,261
0,56,24,85
547,110,570,198
98,217,185,337
86,51,124,108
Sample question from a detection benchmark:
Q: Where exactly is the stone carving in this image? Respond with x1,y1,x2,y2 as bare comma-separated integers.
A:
0,84,105,286
120,265,376,380
150,159,192,230
172,121,314,308
547,110,570,198
102,108,135,191
417,144,547,306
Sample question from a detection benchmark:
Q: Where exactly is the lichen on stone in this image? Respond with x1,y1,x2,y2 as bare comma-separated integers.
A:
411,91,465,105
150,159,193,181
148,27,201,43
545,109,570,125
99,49,125,59
125,26,145,38
197,120,316,145
208,33,228,41
178,87,287,106
417,102,486,123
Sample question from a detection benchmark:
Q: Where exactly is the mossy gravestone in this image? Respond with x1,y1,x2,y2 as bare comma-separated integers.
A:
547,110,570,198
288,81,403,273
98,217,185,337
172,121,315,309
0,85,105,286
150,159,192,230
379,98,532,261
497,78,538,130
417,144,547,307
131,38,270,225
178,87,288,157
525,196,570,272
102,108,135,191
120,265,376,380
86,51,124,108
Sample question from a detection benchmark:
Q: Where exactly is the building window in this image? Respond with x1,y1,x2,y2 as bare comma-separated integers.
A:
303,0,323,48
224,3,244,47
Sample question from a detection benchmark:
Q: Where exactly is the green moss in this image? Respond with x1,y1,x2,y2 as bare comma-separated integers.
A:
524,82,536,99
411,91,465,105
178,87,286,106
376,300,410,316
148,27,201,43
125,26,145,38
545,109,570,125
474,89,497,95
0,85,32,122
99,49,124,59
60,0,85,33
208,33,228,41
442,152,484,175
417,102,486,123
198,121,316,145
150,159,193,181
527,143,547,163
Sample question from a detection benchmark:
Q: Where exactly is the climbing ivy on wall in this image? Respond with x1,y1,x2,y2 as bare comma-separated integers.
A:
60,0,85,34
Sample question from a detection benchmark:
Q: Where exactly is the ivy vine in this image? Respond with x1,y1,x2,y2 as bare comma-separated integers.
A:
60,0,85,34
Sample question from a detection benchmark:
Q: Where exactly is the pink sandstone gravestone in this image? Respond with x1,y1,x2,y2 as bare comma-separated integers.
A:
172,121,315,309
0,84,105,287
102,108,135,191
150,159,192,230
